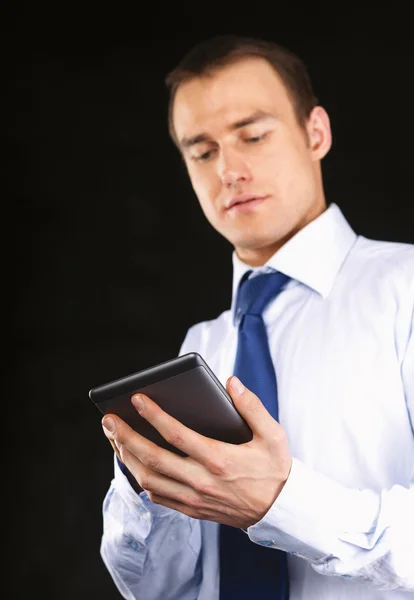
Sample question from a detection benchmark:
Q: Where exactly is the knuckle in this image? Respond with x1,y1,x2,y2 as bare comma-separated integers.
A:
195,479,215,497
246,395,262,412
139,469,155,492
164,428,184,448
145,454,162,472
272,426,287,444
139,476,150,490
147,491,159,504
146,455,161,471
113,425,126,442
185,493,202,509
206,456,226,477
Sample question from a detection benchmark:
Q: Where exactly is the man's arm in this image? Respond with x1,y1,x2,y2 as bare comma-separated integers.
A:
249,309,414,592
248,457,414,591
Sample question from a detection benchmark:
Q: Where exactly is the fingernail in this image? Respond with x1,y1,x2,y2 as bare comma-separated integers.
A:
132,394,145,413
231,376,245,395
102,416,116,433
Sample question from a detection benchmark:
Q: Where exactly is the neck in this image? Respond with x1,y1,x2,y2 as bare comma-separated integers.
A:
235,198,328,267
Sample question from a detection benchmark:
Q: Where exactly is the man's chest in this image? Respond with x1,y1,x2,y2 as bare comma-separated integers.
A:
189,289,413,490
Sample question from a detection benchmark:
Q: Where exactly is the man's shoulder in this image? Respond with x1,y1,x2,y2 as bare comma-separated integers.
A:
178,309,233,356
185,308,233,341
348,236,414,307
356,235,414,258
354,235,414,276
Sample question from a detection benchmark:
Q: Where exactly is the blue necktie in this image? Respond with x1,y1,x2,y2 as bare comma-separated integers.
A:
219,269,290,600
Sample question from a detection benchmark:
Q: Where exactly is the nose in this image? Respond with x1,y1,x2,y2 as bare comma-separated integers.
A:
218,147,252,188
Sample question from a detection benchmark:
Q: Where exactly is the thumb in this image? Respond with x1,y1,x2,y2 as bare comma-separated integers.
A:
226,375,279,438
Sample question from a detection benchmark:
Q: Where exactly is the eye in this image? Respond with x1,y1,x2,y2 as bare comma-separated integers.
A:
199,151,212,161
244,133,267,143
193,149,216,162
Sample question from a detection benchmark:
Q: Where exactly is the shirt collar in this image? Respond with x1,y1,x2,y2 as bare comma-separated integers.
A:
230,203,357,322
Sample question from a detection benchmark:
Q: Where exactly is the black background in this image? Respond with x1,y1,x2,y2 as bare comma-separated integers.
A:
5,3,414,599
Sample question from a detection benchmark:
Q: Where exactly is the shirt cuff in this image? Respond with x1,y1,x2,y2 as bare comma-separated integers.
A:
247,457,379,561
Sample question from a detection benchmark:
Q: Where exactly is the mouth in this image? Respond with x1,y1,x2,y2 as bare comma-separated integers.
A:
226,195,269,212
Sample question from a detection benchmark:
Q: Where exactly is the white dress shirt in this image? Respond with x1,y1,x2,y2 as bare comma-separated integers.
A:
100,202,414,600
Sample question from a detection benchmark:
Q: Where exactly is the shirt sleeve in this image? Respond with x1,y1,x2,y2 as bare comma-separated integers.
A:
248,313,414,593
100,455,202,600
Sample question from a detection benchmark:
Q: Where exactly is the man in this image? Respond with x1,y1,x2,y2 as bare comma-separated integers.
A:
100,35,414,599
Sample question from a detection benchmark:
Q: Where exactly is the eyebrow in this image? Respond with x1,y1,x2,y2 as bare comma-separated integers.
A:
179,110,277,150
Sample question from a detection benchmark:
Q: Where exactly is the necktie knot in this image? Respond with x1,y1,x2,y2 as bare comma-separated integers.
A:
236,270,290,318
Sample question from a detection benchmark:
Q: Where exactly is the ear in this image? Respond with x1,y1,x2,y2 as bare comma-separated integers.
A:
306,106,332,161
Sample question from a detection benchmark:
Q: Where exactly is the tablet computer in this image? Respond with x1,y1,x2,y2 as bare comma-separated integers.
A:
89,352,253,456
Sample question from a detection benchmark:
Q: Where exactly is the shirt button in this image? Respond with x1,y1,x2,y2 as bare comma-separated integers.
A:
257,540,273,547
128,540,142,551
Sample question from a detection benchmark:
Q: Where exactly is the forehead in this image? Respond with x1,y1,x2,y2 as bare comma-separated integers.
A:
173,57,295,142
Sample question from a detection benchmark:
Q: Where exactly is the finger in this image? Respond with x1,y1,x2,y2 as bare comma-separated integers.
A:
149,493,237,526
109,438,121,460
149,493,202,520
122,445,211,508
149,491,220,522
226,376,282,439
102,413,200,485
130,393,222,466
102,422,122,460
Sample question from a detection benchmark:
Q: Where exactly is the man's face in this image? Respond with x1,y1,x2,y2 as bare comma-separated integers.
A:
173,57,331,266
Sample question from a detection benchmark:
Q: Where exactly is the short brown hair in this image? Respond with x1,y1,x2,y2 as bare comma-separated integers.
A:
165,34,319,150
